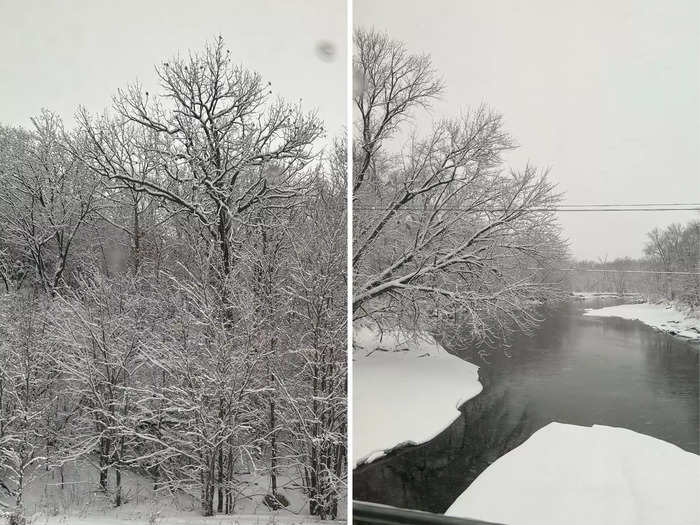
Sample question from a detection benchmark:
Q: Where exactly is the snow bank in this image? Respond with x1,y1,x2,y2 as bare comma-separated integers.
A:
353,325,482,466
446,422,700,525
584,302,700,341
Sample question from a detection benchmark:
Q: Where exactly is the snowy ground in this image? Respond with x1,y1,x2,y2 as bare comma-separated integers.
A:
1,460,344,525
446,422,700,525
25,516,337,525
353,325,482,466
584,302,700,342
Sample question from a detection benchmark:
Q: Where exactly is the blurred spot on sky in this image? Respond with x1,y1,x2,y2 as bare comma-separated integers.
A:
316,40,336,62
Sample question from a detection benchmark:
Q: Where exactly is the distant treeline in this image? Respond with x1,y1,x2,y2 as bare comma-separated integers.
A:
568,220,700,306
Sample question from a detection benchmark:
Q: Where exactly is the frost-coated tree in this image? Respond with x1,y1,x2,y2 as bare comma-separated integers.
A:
644,221,700,305
49,273,156,506
133,267,267,516
0,114,99,296
80,36,323,276
0,37,346,520
72,116,171,277
353,29,568,344
280,143,347,519
0,292,56,511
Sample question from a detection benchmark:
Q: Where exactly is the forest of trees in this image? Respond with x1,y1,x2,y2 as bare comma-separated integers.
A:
0,38,346,519
568,219,700,307
352,29,569,345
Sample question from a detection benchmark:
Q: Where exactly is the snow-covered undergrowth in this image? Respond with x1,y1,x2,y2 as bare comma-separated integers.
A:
0,460,343,524
446,422,700,525
584,302,700,342
18,514,336,525
353,325,482,466
17,516,334,525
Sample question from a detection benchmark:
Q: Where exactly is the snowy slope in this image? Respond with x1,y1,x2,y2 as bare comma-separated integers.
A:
584,302,700,341
446,422,700,525
353,325,482,466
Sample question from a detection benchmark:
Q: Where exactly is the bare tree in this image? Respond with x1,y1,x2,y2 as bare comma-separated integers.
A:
79,36,323,276
353,29,567,343
72,117,174,277
353,29,443,195
644,221,700,305
49,273,155,506
0,113,98,296
242,207,292,506
0,292,56,512
280,146,347,519
0,36,347,521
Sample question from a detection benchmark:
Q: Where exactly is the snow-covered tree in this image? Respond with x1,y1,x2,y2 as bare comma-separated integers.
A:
133,266,267,516
280,145,346,519
49,273,156,506
0,36,347,520
0,292,56,512
353,29,567,343
644,220,700,305
0,113,99,296
80,36,323,277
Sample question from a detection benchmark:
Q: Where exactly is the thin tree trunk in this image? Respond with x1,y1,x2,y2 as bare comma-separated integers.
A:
217,445,223,513
132,197,141,275
225,440,234,514
115,465,122,507
269,337,278,496
201,473,214,517
218,210,232,275
98,437,108,492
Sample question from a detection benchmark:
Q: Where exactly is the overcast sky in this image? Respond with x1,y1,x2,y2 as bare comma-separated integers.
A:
0,0,346,137
2,1,698,260
355,0,699,261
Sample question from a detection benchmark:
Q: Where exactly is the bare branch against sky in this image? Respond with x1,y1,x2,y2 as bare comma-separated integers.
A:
355,0,700,260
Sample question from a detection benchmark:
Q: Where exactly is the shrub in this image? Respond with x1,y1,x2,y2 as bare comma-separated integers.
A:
262,493,289,510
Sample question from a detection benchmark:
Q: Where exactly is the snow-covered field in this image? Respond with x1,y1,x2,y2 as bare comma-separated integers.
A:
584,302,700,342
446,422,700,525
353,325,482,466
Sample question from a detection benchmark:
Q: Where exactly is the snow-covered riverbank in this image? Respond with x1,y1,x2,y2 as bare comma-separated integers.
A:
446,422,700,525
353,325,482,466
584,302,700,342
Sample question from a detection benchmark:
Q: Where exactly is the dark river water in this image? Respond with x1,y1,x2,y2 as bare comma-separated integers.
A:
353,299,700,513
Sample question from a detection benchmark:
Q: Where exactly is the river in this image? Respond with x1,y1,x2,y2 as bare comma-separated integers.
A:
353,299,699,513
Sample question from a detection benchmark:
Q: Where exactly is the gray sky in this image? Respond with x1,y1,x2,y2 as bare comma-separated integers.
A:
356,0,700,261
0,0,346,137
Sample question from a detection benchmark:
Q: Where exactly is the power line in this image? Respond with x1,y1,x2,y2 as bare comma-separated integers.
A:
554,203,700,208
527,268,700,276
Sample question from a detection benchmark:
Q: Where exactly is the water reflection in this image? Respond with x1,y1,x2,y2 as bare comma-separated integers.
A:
353,300,699,513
